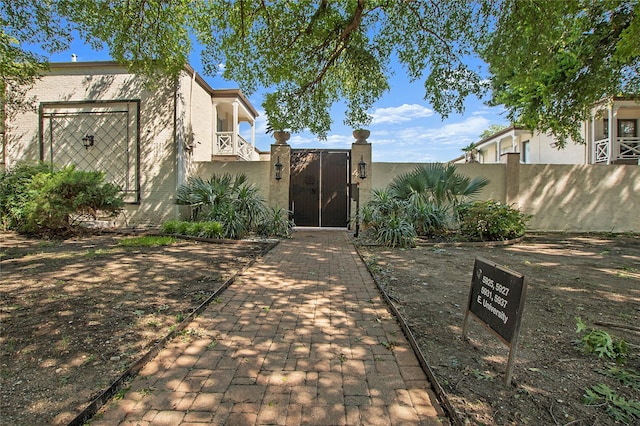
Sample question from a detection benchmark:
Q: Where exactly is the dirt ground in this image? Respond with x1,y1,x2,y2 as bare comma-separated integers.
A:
359,233,640,425
1,232,639,425
0,232,271,426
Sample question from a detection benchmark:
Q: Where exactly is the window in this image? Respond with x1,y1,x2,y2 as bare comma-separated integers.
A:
521,140,530,163
603,119,609,138
618,119,637,138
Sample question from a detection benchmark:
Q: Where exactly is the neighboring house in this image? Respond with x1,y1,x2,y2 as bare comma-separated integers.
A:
1,61,262,226
454,97,640,165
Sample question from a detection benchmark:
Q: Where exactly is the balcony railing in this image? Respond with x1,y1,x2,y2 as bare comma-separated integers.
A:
594,137,640,163
215,131,257,161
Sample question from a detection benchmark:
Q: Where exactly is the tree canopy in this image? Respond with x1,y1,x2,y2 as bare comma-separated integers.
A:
482,0,640,147
2,0,638,143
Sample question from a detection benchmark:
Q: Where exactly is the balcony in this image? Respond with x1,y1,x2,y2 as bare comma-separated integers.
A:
215,131,259,161
595,137,640,164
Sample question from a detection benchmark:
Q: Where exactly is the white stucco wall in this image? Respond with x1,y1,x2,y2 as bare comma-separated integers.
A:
526,132,586,164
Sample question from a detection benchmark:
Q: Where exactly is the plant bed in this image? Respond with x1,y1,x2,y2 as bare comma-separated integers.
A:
0,232,273,425
359,233,640,425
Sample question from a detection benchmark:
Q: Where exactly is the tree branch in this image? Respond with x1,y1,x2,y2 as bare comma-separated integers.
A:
297,0,365,95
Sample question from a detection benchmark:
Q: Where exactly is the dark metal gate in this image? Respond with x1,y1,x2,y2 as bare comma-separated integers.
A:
290,149,350,227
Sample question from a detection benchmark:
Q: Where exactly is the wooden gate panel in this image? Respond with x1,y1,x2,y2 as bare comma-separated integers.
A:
321,152,348,227
290,149,349,227
290,151,320,226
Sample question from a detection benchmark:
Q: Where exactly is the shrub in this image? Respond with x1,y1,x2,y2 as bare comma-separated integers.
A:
258,207,294,238
389,163,489,212
175,220,190,235
374,211,416,248
0,164,123,235
186,221,206,236
175,173,266,238
457,200,529,241
0,162,51,230
359,166,491,246
408,202,450,237
160,220,224,238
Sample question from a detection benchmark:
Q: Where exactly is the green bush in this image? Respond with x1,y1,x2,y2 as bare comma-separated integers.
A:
358,189,417,247
0,162,51,230
374,212,416,248
408,202,449,237
160,220,225,238
175,220,190,235
359,165,491,247
0,163,123,234
186,221,206,236
175,173,267,239
457,200,529,241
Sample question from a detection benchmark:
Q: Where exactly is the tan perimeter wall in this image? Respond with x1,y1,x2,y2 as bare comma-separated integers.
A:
519,164,640,232
372,162,507,204
191,161,272,201
372,161,639,233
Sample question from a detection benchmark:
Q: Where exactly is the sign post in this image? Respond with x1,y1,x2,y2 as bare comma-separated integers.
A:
463,257,528,385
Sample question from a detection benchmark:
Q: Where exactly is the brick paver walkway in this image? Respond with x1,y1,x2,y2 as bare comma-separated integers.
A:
92,230,449,425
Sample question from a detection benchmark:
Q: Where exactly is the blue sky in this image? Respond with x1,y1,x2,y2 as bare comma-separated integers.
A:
43,40,509,163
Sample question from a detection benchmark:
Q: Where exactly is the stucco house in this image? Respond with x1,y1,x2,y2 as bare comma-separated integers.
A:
455,97,640,165
1,61,262,226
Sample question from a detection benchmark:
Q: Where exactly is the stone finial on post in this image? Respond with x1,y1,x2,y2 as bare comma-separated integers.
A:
273,131,291,145
353,129,370,144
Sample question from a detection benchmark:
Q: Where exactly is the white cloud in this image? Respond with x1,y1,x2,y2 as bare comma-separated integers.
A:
370,104,434,125
369,115,491,162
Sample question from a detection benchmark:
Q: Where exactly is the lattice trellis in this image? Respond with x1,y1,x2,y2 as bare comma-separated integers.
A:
42,102,139,203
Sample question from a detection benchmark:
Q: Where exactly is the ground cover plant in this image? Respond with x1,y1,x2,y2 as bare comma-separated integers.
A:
359,233,640,424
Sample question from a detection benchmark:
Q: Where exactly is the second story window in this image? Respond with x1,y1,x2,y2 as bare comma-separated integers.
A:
521,140,530,163
618,119,637,138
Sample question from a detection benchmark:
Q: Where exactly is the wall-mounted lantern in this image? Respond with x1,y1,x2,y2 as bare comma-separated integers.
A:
358,156,367,179
81,134,94,149
274,156,283,180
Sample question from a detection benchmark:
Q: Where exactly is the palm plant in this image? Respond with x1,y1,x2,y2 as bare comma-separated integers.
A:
233,183,267,229
360,164,491,245
175,173,267,238
389,163,489,213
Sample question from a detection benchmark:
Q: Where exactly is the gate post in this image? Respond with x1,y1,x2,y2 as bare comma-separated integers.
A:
501,152,520,209
351,131,372,228
269,133,291,210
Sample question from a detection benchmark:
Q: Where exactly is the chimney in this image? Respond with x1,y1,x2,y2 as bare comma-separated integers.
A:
71,54,77,62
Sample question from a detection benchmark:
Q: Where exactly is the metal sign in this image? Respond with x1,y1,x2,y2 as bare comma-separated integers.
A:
463,257,528,385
